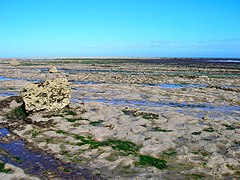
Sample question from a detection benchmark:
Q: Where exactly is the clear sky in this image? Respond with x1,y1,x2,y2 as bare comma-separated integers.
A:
0,0,240,58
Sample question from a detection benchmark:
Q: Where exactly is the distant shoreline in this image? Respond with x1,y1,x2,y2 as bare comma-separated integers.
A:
1,57,240,60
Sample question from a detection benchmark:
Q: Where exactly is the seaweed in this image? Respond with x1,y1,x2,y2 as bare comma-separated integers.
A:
191,151,209,157
6,106,27,120
235,171,240,176
73,134,167,169
31,130,40,138
105,139,140,155
12,156,23,163
151,127,173,132
64,110,77,116
66,117,86,122
89,120,104,126
46,137,54,144
222,124,236,130
0,162,12,173
186,173,205,179
234,141,240,146
162,150,177,157
192,131,202,135
56,130,68,135
203,127,214,132
138,155,167,170
122,109,159,120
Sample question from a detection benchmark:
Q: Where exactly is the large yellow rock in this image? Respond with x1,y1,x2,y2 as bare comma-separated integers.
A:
21,78,71,113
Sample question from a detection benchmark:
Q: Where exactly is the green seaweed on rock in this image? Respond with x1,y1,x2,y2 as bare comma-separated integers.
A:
137,155,167,170
31,130,40,138
60,150,72,157
64,110,77,116
122,109,159,120
235,171,240,176
75,135,105,148
46,137,54,144
234,141,240,146
66,117,86,122
203,127,214,132
186,173,205,179
151,127,173,132
63,168,71,173
191,151,209,157
192,131,202,135
162,150,177,157
226,164,235,170
236,101,240,106
89,120,104,126
105,139,140,155
56,130,68,135
73,134,167,169
0,162,12,173
222,124,236,130
74,135,140,155
6,106,27,120
12,156,23,163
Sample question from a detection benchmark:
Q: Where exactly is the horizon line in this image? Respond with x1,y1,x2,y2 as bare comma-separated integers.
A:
1,56,240,60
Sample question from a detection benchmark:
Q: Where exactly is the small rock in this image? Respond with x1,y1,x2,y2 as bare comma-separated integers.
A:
47,143,61,154
9,100,22,109
49,66,58,73
10,58,20,66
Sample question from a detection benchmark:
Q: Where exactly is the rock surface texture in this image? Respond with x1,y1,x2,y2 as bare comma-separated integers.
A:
21,78,71,113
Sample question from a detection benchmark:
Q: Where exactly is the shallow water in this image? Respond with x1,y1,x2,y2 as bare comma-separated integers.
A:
40,67,136,75
0,128,100,179
0,76,19,81
78,97,240,118
70,80,102,85
222,85,240,89
0,76,41,83
207,60,240,63
78,97,211,109
0,92,18,97
176,107,240,120
143,83,207,89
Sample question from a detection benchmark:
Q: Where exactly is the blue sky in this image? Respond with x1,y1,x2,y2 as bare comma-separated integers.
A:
0,0,240,58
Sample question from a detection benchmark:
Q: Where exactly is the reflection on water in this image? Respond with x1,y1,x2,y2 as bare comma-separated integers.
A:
0,76,19,81
79,97,211,109
207,60,240,63
0,128,100,179
143,83,207,89
0,92,18,97
0,76,41,83
70,80,102,85
77,97,240,120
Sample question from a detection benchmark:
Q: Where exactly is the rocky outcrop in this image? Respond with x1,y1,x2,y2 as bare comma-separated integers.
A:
21,78,71,113
49,66,58,73
10,59,20,66
208,85,240,92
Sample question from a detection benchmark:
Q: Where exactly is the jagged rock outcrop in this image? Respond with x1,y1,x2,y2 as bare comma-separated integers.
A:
21,78,71,113
10,59,20,66
49,66,58,73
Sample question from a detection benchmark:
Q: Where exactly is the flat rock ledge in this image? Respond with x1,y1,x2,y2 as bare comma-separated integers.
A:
21,78,71,113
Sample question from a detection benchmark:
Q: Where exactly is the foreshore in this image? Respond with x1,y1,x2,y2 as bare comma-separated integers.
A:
0,58,239,179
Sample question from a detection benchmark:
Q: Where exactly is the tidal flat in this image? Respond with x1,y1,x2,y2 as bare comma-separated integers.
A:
0,58,240,179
